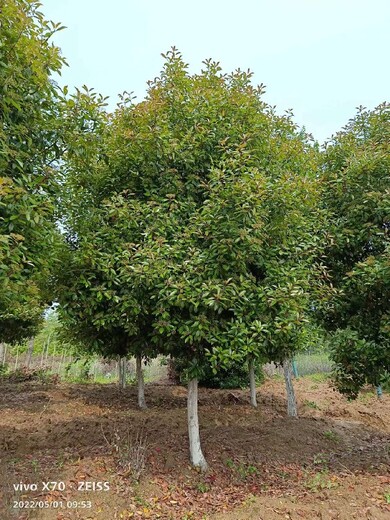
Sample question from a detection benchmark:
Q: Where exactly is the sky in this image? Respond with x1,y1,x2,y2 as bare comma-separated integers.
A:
41,0,390,144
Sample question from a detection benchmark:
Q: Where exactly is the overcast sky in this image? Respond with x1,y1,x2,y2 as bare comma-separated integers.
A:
41,0,390,144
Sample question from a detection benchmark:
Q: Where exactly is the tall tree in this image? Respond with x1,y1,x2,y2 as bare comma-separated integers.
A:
0,0,65,343
58,49,323,469
322,103,390,398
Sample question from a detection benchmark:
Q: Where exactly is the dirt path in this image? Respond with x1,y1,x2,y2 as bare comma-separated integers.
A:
0,377,389,519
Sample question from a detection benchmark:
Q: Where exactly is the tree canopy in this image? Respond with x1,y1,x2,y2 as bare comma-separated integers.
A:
0,0,65,343
57,49,324,372
322,103,390,397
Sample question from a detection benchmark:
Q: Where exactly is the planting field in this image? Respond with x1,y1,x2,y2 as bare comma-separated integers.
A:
0,376,389,520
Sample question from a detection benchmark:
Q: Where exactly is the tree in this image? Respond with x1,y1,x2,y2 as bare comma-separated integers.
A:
0,0,65,343
322,103,390,398
54,86,157,407
58,49,323,469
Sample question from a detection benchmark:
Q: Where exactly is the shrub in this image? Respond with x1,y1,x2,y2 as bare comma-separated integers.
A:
3,367,58,384
0,363,9,376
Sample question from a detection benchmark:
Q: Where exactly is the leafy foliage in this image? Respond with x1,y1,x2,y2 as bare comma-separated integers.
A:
0,0,65,342
168,356,264,389
329,328,387,398
57,48,324,377
322,104,390,396
8,311,83,356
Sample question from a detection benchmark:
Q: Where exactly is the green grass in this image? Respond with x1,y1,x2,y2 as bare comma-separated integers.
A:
306,372,331,382
1,355,169,385
323,430,340,442
304,399,321,410
294,352,332,376
61,356,168,384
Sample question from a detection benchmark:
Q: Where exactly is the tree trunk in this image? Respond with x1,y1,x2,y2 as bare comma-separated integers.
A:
118,356,126,390
58,350,65,375
283,358,298,417
25,338,34,369
51,343,56,371
136,354,147,409
292,359,299,378
249,357,257,408
14,346,19,371
45,339,49,364
0,343,5,365
187,377,208,471
120,357,126,389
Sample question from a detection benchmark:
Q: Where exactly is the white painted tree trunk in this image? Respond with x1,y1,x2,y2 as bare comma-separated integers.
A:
0,343,5,365
118,356,126,390
25,338,34,368
136,354,147,409
14,345,19,370
51,343,56,371
119,357,126,390
283,358,298,417
58,350,65,374
45,342,49,364
187,377,208,471
249,358,257,408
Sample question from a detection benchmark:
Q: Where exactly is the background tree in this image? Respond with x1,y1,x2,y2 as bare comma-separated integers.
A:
55,87,157,408
0,0,65,343
322,103,390,398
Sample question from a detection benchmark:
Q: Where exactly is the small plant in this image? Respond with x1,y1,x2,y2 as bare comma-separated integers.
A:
0,363,9,376
226,458,235,469
126,374,137,386
305,470,338,492
240,464,259,479
385,491,390,504
244,494,257,505
55,458,65,469
323,430,339,442
304,399,320,410
358,391,376,402
102,424,148,482
381,372,390,393
31,459,41,473
312,453,329,469
133,493,151,507
36,368,59,384
77,359,92,382
196,482,210,493
225,458,259,480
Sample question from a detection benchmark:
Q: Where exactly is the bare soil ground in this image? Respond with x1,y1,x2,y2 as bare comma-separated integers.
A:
0,376,389,519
